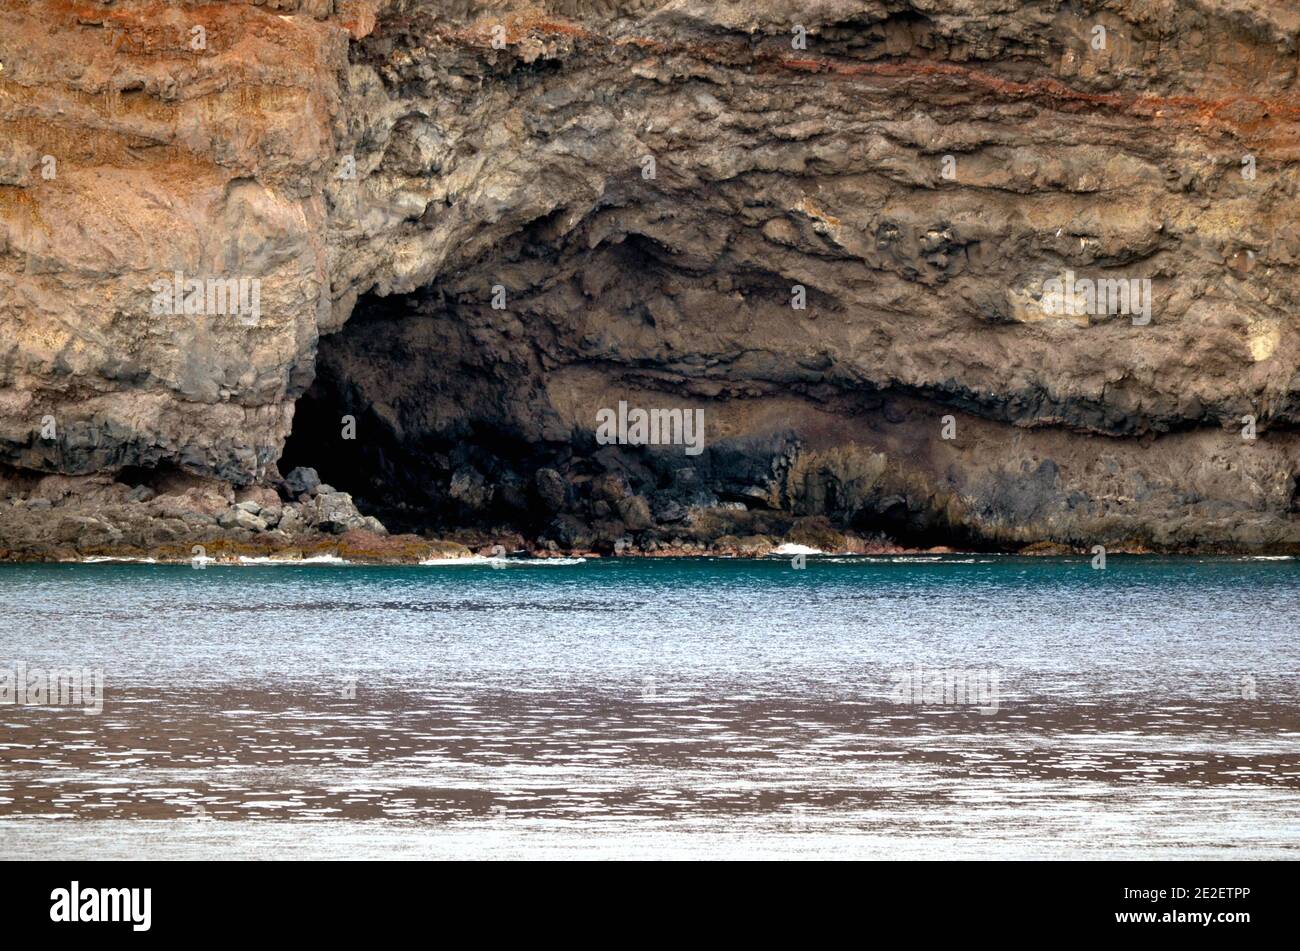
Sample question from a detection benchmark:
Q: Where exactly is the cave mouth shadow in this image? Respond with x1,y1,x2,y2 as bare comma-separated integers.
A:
277,291,570,537
277,253,1012,551
279,296,424,532
277,287,1012,551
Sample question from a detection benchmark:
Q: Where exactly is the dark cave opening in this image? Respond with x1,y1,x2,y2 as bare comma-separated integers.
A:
849,499,996,553
277,280,1012,553
278,291,574,537
274,184,1023,554
113,462,189,492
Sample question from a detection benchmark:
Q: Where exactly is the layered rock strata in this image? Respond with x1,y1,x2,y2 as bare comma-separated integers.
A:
2,1,1300,558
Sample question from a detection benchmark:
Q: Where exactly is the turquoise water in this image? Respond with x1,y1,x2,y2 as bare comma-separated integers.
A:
1,556,1297,858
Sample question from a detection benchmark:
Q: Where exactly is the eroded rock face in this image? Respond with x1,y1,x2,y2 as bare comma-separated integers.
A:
2,0,1300,553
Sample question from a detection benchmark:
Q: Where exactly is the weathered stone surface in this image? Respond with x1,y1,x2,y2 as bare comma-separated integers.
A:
282,467,323,498
218,507,268,532
312,490,366,534
447,466,493,511
236,485,281,511
2,1,1299,554
547,514,595,551
616,495,654,531
277,504,308,535
534,468,568,512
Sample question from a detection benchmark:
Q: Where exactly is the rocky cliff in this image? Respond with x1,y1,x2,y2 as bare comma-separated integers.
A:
2,0,1300,560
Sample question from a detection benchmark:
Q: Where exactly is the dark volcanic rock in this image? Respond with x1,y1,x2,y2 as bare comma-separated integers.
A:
282,467,322,499
547,514,596,552
616,495,654,532
534,468,569,512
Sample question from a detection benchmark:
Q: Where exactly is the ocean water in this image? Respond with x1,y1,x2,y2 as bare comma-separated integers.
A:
0,556,1297,859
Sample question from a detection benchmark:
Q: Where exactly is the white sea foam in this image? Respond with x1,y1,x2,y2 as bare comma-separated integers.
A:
803,555,998,564
235,554,349,565
770,543,825,556
418,555,586,567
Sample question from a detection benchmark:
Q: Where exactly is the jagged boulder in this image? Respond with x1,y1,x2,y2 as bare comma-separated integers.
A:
282,468,322,499
312,491,367,535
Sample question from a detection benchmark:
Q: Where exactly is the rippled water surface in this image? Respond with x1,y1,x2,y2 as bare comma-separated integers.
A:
1,557,1297,859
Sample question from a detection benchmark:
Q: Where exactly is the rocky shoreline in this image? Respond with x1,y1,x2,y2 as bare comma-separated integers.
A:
0,463,1234,565
0,469,918,565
